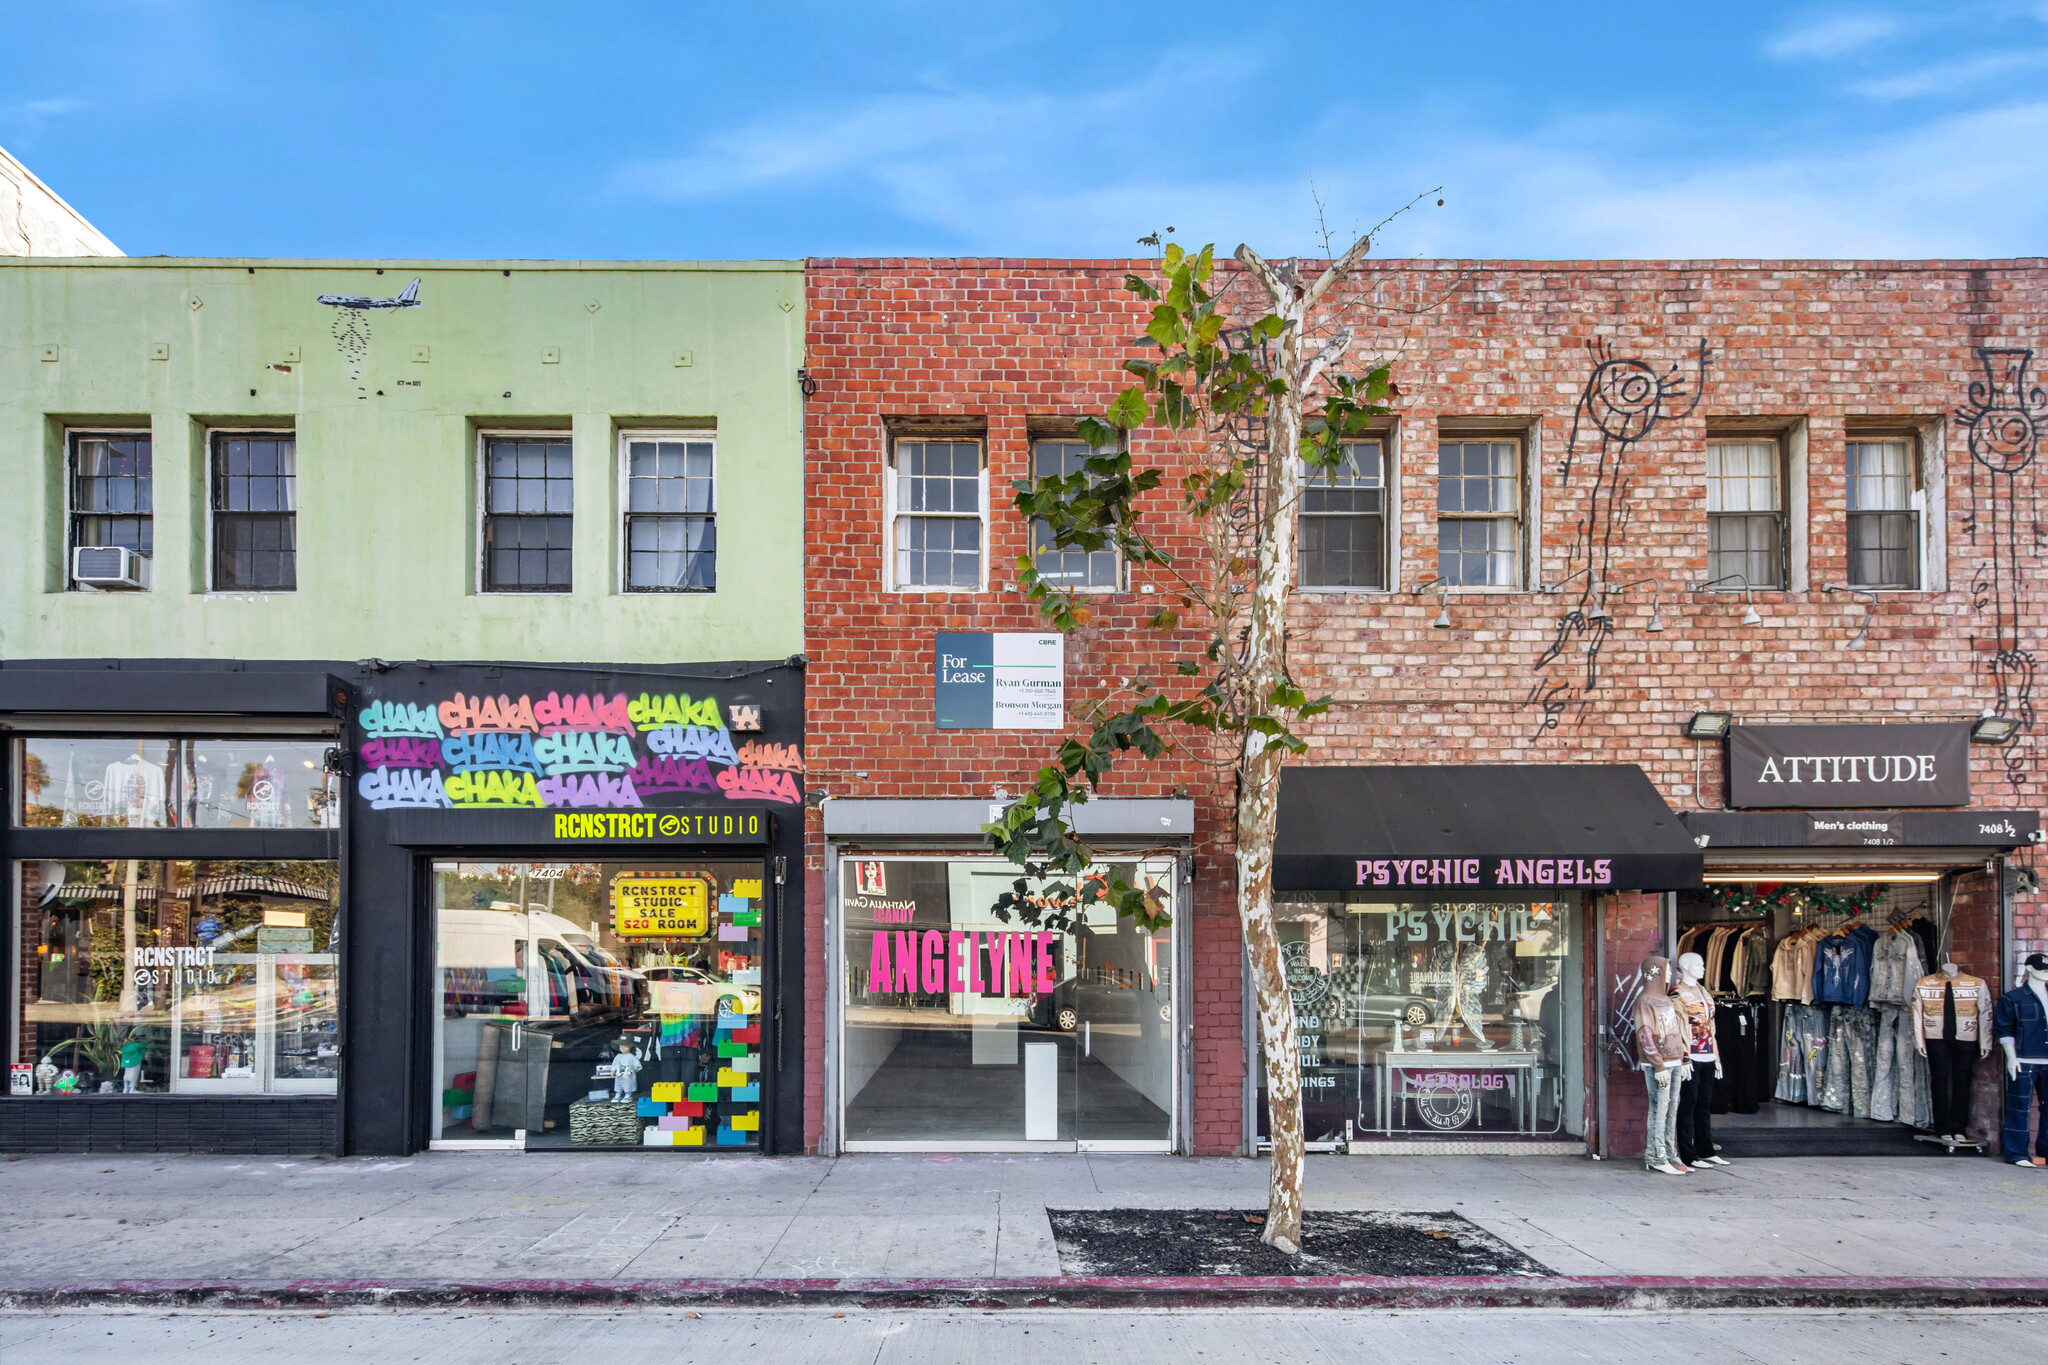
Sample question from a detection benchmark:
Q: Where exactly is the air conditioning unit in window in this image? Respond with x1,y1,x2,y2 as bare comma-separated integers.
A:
72,546,149,590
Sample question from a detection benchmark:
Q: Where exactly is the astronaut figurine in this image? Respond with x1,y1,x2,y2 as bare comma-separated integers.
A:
34,1055,58,1095
609,1037,643,1103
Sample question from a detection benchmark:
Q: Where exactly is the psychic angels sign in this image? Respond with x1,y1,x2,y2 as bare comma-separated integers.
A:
354,681,802,812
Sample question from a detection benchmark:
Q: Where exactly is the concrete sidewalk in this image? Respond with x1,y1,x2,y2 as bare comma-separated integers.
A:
3,1151,2046,1305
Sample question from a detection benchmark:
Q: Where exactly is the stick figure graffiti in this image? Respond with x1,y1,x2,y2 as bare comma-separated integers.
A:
1955,346,2048,792
1528,339,1712,734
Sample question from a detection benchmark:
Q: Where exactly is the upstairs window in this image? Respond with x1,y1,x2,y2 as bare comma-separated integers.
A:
1030,438,1120,590
623,435,716,592
68,432,153,590
1436,439,1520,587
1706,439,1783,589
889,438,983,590
1299,439,1387,590
211,431,297,591
1846,438,1919,589
482,435,573,593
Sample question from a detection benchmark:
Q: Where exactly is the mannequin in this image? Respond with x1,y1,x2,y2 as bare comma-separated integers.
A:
1633,957,1692,1176
1673,952,1730,1169
119,1036,146,1094
1911,956,1992,1142
1994,952,2048,1167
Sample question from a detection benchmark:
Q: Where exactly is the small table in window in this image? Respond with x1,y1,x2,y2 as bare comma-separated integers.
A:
1374,1048,1539,1135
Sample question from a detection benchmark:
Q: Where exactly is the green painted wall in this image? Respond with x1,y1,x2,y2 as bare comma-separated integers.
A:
0,259,804,663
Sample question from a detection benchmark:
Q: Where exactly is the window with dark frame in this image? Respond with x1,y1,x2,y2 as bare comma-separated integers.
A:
1846,437,1919,589
482,435,573,593
210,432,297,591
891,437,983,589
1299,439,1387,589
1436,439,1520,587
68,432,153,587
623,436,716,592
1030,438,1120,590
1705,438,1784,589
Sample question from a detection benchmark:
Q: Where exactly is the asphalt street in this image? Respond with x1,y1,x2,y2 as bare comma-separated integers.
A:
3,1306,2042,1363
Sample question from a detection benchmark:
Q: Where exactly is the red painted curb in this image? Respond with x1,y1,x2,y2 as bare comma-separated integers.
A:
7,1276,2048,1310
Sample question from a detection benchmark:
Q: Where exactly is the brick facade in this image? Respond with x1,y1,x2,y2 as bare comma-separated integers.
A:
803,255,2048,1158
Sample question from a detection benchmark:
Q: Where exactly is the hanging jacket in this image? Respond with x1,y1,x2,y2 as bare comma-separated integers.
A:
1812,925,1879,1007
1994,981,2048,1062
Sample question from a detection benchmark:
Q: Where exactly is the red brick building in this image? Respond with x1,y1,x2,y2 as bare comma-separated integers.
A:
802,254,2048,1163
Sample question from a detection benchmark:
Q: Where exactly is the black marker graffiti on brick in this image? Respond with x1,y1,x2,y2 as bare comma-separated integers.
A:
1529,338,1711,734
1956,347,2048,792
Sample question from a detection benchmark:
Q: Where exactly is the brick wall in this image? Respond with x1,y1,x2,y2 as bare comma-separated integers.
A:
805,254,2048,1157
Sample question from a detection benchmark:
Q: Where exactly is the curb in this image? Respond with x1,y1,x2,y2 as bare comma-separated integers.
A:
7,1276,2048,1311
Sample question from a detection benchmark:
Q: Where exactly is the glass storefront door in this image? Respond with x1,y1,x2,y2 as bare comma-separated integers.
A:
839,856,1178,1150
431,858,766,1151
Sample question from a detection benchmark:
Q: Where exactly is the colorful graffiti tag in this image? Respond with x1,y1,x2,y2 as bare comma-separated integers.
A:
357,690,801,811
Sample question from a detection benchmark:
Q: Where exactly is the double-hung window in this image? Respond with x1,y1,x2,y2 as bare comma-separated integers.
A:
1846,438,1919,589
67,431,153,589
1030,438,1120,590
1706,439,1783,589
623,435,716,592
1436,439,1520,587
1299,439,1387,589
889,438,983,590
210,431,297,591
482,434,573,593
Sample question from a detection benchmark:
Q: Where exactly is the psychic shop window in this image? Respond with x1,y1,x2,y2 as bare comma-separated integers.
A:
838,856,1176,1147
10,859,340,1097
1254,894,1584,1145
13,736,340,830
430,859,766,1149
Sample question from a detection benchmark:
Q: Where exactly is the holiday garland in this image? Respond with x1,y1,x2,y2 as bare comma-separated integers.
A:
1705,881,1888,919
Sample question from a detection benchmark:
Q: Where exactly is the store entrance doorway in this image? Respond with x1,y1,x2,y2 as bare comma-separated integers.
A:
429,857,766,1151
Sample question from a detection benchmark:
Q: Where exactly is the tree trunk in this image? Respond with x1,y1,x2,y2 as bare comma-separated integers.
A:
1235,254,1314,1255
1238,737,1301,1253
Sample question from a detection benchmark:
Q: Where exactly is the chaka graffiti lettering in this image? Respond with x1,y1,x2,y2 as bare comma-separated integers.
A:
716,766,802,804
359,700,446,740
646,724,740,766
629,693,724,731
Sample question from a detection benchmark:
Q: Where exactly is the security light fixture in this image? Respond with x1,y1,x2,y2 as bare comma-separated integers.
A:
1684,711,1733,740
1971,709,2023,745
1611,576,1664,632
1693,572,1762,626
1823,583,1880,650
1412,575,1453,629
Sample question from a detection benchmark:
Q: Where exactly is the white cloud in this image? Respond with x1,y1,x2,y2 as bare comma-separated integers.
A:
1765,12,1901,59
1848,48,2048,98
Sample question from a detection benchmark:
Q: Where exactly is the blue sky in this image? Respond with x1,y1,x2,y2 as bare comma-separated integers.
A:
5,1,2047,260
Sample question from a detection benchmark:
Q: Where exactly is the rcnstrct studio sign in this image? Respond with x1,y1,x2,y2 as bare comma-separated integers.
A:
1727,723,1969,809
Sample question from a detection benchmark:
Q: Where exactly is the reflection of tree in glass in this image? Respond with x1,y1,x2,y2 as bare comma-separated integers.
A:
23,750,49,799
236,763,261,802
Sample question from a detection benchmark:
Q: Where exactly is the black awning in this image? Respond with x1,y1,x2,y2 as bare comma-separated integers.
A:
1273,765,1702,894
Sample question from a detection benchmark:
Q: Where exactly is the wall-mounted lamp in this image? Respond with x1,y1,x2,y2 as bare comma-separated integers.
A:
1610,576,1664,632
1683,710,1733,740
1692,573,1761,626
1971,708,2023,745
1822,582,1880,649
1411,575,1452,628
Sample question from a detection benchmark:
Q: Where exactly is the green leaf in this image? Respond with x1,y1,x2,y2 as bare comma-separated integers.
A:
1106,387,1149,430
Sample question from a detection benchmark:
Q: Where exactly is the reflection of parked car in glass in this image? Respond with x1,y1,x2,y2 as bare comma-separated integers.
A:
639,963,761,1015
1025,926,1170,1034
1325,961,1436,1026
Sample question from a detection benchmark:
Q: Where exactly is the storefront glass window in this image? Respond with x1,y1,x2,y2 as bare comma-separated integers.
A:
10,859,340,1096
1256,895,1583,1143
432,860,765,1150
14,737,340,829
839,857,1176,1148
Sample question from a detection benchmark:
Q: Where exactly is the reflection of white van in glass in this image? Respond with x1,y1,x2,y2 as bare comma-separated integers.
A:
438,904,639,1019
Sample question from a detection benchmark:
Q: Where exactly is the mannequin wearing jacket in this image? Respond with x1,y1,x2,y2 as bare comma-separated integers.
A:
1995,952,2048,1167
1673,952,1730,1169
1911,960,1992,1142
1634,957,1691,1176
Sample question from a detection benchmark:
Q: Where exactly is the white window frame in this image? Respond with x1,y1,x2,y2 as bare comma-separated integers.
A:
475,428,575,596
1297,436,1393,593
1844,432,1926,592
615,429,719,596
63,426,154,593
884,434,988,593
1028,436,1126,594
1433,433,1526,591
204,426,299,596
1704,435,1788,592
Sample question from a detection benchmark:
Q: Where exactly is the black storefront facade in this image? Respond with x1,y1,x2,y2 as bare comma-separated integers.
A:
1263,764,1704,1155
0,658,805,1157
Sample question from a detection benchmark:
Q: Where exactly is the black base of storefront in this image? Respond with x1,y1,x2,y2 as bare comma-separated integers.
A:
0,1097,340,1154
